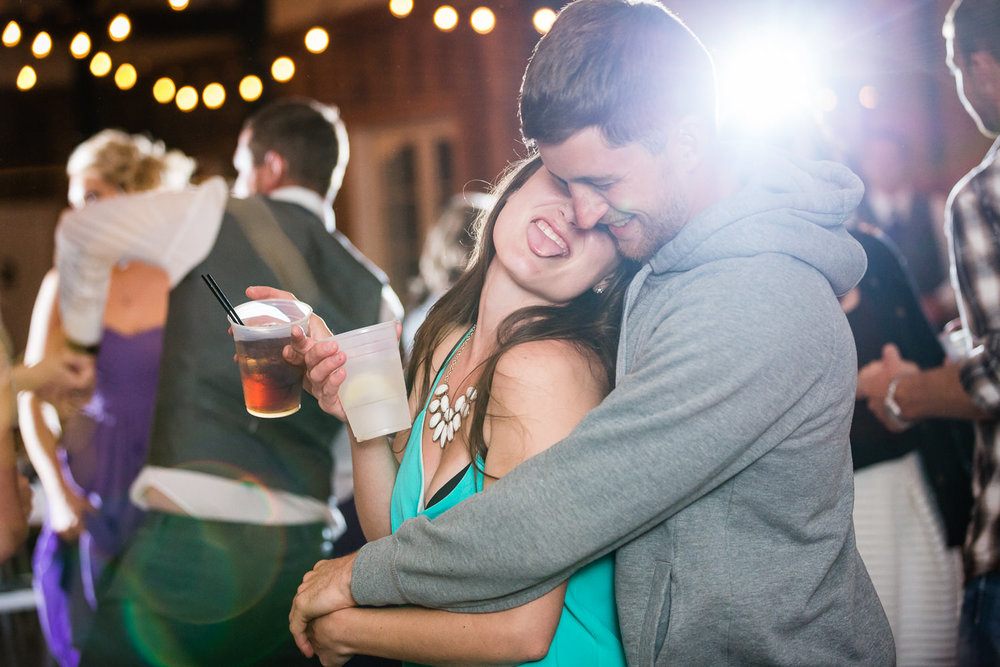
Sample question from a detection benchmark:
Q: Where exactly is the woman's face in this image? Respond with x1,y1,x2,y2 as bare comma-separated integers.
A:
67,170,119,210
492,166,621,304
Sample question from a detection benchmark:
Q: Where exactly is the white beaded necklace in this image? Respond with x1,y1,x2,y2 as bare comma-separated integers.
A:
427,326,477,447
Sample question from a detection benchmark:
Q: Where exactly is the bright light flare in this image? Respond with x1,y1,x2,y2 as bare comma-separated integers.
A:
859,85,878,110
715,29,826,136
169,0,189,10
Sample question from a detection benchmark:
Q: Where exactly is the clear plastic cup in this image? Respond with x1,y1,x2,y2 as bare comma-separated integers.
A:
333,321,411,440
230,299,312,418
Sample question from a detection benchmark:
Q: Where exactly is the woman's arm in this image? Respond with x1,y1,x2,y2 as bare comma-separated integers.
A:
350,427,406,541
300,340,609,664
308,588,565,667
18,271,93,538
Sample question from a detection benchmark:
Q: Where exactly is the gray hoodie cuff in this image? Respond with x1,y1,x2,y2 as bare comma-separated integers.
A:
351,536,405,606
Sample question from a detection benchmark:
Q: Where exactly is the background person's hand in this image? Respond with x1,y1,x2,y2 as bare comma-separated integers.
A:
289,552,358,658
21,348,95,410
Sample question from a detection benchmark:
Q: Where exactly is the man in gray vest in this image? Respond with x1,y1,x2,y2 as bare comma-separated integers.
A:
55,98,401,666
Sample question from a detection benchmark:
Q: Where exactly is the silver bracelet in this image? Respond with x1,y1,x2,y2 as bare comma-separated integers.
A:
884,377,914,430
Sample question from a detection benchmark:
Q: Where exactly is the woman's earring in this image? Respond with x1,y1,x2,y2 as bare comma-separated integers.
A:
593,278,610,294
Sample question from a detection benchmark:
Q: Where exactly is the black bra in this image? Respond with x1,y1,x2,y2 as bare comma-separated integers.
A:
425,463,472,509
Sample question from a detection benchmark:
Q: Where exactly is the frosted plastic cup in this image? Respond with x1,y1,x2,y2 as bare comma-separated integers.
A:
333,321,412,440
229,299,312,418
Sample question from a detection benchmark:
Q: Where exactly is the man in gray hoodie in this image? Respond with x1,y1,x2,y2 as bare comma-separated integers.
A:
291,1,895,664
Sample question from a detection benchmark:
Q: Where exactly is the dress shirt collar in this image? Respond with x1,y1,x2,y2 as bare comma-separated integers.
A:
268,185,336,233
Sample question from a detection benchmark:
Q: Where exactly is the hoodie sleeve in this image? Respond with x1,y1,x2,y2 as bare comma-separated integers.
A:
353,256,855,611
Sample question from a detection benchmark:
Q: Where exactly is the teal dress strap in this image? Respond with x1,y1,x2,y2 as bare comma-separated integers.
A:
392,326,477,524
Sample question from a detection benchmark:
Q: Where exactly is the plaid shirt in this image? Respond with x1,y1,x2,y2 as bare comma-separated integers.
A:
949,137,1000,579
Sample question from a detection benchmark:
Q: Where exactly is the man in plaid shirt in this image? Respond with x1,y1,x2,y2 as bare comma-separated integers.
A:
857,0,1000,661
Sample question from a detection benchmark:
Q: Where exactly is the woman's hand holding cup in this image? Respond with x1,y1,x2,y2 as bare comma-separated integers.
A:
244,286,347,421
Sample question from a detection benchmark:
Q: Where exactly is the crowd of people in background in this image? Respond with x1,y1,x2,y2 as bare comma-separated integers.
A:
1,0,1000,665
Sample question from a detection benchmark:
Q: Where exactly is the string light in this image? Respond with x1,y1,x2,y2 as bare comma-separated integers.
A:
239,75,263,101
203,82,226,108
389,0,413,18
16,65,36,90
9,3,549,114
108,14,131,42
271,56,295,82
175,85,198,111
153,77,176,103
32,32,52,58
434,6,459,32
90,51,112,77
2,21,21,47
533,8,557,34
115,63,137,89
470,7,495,35
70,32,91,58
304,27,328,53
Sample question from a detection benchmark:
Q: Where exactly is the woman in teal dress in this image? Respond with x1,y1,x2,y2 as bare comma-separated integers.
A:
263,154,639,665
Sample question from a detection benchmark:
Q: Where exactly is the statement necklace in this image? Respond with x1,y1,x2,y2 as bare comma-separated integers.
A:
427,326,477,447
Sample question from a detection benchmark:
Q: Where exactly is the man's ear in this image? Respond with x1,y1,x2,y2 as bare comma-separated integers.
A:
259,150,288,192
674,116,709,173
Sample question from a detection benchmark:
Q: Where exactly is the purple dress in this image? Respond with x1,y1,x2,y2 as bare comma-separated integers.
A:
32,327,163,667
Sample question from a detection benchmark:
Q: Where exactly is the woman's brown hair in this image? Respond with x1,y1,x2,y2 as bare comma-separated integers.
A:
406,154,639,465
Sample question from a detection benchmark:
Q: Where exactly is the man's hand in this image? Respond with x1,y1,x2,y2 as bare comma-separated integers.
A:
857,343,919,432
289,552,358,658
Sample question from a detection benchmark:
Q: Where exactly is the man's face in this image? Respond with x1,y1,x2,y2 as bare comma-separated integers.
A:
947,39,1000,138
232,128,264,197
537,126,691,262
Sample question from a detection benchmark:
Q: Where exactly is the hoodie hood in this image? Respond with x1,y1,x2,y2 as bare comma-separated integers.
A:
649,144,867,297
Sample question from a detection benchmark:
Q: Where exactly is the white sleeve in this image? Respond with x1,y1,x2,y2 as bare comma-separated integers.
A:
55,177,229,345
378,284,404,323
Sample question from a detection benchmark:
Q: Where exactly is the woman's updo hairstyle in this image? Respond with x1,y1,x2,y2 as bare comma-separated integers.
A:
66,129,195,193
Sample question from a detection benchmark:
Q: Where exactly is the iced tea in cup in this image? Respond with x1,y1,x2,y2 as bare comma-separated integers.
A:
333,321,412,440
230,299,312,418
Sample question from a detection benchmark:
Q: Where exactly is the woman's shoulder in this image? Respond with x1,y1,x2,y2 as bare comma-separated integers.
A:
493,338,608,402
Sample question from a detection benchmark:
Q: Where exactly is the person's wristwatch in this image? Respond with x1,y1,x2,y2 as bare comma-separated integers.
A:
884,376,914,430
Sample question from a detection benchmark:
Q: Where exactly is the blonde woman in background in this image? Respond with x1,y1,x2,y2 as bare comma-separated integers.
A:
18,130,195,667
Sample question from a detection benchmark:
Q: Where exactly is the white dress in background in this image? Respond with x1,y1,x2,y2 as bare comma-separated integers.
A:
853,451,963,665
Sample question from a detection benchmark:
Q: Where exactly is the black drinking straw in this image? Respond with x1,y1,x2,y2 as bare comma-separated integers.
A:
201,273,244,325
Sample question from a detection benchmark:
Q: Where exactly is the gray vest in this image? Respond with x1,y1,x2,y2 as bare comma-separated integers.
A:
146,197,387,500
